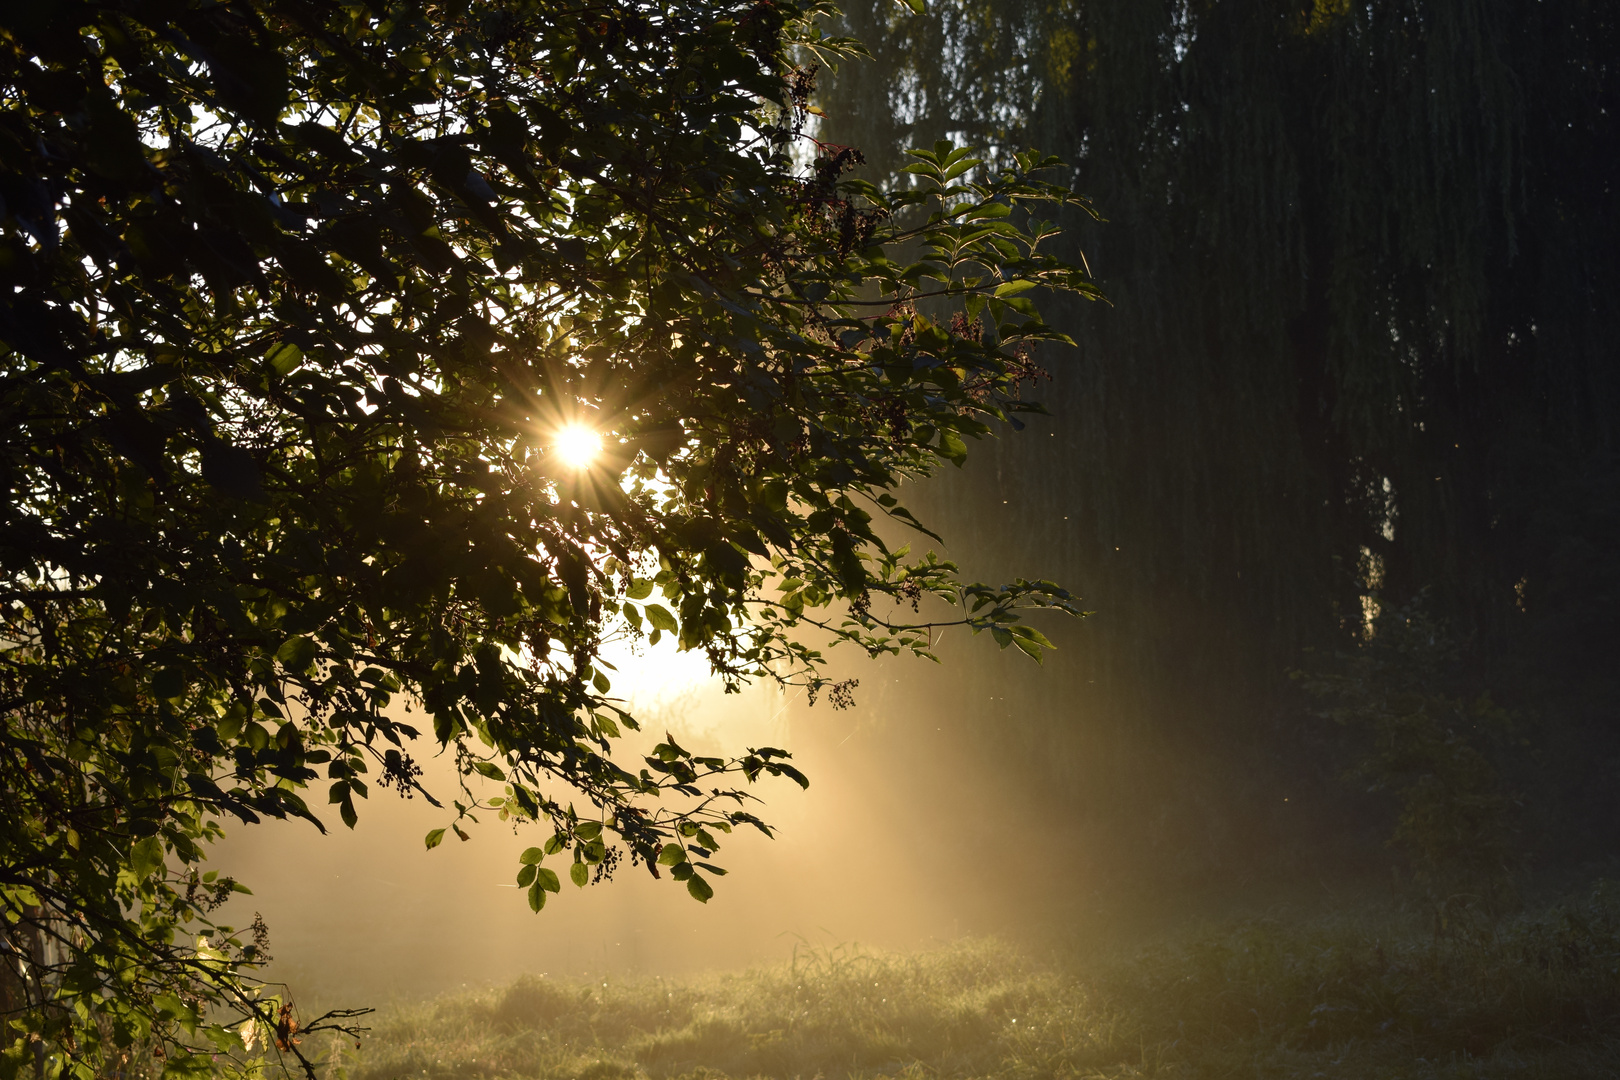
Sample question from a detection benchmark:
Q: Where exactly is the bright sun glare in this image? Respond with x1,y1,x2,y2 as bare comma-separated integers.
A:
554,424,603,469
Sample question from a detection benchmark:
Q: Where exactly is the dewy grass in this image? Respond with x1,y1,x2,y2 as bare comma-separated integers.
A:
334,885,1620,1080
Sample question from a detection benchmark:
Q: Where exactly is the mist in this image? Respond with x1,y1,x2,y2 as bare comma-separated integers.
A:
209,603,1087,1005
203,415,1307,1009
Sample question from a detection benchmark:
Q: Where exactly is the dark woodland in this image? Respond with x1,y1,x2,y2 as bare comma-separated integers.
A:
820,0,1620,889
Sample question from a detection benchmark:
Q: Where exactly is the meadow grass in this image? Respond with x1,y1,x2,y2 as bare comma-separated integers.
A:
337,883,1620,1080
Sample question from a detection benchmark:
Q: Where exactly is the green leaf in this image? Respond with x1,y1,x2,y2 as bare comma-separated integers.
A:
993,279,1036,297
519,846,544,864
658,842,686,866
759,479,789,512
528,882,547,912
275,635,318,672
570,862,589,888
425,828,447,850
535,867,561,893
686,873,714,903
130,836,164,879
339,792,358,829
774,762,810,789
575,821,603,841
645,604,679,633
265,342,303,374
152,993,190,1021
1011,625,1055,649
517,864,537,888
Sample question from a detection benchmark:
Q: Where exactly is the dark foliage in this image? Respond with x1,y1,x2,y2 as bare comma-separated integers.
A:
818,0,1620,877
0,1,1099,1075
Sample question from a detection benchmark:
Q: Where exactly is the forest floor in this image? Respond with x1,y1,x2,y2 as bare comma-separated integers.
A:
337,882,1620,1080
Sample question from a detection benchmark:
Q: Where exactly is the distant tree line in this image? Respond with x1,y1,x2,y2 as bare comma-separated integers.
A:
817,0,1619,882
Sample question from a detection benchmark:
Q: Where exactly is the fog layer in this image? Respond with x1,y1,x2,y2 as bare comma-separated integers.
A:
211,628,1075,1003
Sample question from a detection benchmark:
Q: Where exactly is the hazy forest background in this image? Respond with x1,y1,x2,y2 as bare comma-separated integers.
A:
812,0,1620,889
217,0,1620,1066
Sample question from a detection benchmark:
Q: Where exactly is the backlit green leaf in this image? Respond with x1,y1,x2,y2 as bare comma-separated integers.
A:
130,836,164,880
686,874,714,903
645,604,679,633
275,636,318,672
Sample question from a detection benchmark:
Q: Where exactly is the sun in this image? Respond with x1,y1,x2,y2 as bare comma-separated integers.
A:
554,423,603,470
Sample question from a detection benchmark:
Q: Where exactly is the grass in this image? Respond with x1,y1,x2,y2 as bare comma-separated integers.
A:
333,884,1620,1080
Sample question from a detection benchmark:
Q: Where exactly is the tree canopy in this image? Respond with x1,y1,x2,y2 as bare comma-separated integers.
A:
0,1,1098,1077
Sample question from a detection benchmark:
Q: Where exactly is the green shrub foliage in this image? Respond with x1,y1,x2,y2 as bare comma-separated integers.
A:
0,1,1098,1076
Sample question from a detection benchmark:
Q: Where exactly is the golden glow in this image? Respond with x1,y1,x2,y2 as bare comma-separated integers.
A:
554,424,603,470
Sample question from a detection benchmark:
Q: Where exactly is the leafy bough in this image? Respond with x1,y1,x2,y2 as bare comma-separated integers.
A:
0,2,1100,1078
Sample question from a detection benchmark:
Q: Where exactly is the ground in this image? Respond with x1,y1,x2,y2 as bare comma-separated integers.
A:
328,882,1620,1080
